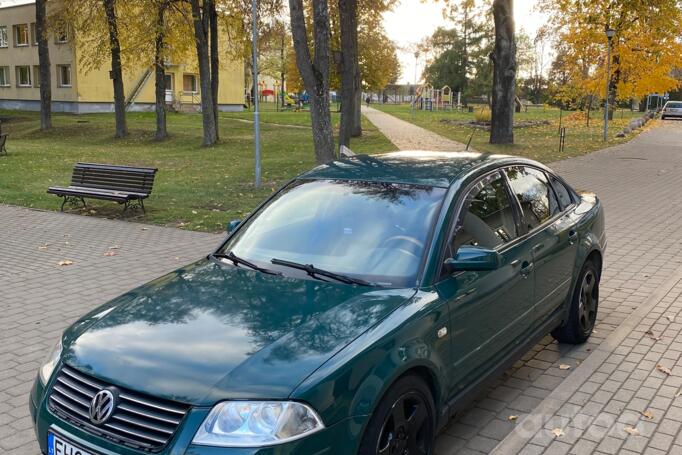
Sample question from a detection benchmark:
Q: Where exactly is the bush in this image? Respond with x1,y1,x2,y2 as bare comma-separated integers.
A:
474,108,492,123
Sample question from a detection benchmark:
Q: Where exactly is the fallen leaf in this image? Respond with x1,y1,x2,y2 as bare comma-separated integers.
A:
141,227,149,231
666,315,675,322
103,251,116,257
192,210,198,214
640,410,654,420
559,364,571,370
675,391,682,398
57,260,74,266
624,426,640,436
38,243,49,251
645,330,662,341
552,428,564,438
508,415,518,422
656,364,672,376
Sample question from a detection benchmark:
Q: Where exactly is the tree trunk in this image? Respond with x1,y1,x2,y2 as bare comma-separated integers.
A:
490,0,515,144
289,0,335,163
103,0,127,138
35,0,51,131
208,0,219,139
338,0,359,147
351,77,362,137
189,0,217,146
154,1,168,141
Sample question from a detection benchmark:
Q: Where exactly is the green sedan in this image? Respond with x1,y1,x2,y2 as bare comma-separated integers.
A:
31,151,605,455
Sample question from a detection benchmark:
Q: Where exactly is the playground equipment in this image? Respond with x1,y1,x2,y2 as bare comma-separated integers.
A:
411,84,457,111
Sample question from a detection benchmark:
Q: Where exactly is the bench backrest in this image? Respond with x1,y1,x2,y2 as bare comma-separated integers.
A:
70,163,158,195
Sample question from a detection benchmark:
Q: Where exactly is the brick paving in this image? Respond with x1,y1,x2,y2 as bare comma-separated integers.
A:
0,208,219,454
361,106,469,151
1,119,682,454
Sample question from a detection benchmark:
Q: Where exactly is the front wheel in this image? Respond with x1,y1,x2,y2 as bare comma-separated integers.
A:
552,260,600,344
358,374,436,455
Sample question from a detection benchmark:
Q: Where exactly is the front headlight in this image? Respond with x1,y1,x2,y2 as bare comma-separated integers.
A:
39,338,62,385
192,401,325,447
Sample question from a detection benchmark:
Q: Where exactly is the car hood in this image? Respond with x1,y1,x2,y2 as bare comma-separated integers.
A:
61,259,415,405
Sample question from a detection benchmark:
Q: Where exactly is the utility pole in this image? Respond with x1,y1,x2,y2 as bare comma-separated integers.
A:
252,0,261,187
603,27,615,142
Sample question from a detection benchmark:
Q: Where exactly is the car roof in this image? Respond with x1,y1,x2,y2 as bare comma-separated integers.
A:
298,151,527,188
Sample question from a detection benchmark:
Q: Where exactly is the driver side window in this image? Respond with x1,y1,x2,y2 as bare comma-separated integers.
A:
448,172,519,256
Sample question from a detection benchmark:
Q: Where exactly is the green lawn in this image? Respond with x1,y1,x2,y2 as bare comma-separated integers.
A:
373,104,646,162
0,109,393,232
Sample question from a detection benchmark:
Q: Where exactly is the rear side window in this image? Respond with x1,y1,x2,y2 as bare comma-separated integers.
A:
549,174,574,210
666,102,682,109
505,167,560,231
450,172,518,253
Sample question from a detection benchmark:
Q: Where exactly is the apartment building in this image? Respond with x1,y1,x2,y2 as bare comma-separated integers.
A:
0,0,244,113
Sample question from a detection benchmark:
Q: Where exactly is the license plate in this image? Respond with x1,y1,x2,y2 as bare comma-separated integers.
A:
48,432,99,455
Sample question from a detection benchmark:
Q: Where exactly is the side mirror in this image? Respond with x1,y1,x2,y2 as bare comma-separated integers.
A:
444,246,502,273
226,219,241,234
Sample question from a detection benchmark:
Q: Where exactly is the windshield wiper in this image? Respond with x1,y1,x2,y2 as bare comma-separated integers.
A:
212,252,281,276
270,258,373,286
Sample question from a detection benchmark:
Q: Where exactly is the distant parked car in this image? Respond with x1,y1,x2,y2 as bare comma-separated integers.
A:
31,152,605,455
662,101,682,119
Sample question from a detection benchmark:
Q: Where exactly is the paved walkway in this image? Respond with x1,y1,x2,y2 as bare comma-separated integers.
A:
0,208,219,454
362,105,469,151
2,120,682,455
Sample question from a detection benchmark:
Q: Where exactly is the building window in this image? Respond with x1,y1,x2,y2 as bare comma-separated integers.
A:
55,25,68,44
57,64,71,87
33,65,41,87
30,22,37,46
0,66,9,87
16,65,31,87
183,74,198,93
0,26,7,48
14,24,29,47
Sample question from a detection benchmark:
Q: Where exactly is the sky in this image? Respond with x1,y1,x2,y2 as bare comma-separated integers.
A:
383,0,548,84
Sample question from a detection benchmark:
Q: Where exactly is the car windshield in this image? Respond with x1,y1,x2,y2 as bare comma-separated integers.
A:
667,102,682,109
219,179,447,287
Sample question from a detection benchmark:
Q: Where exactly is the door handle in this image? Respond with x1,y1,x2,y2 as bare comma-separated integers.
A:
532,243,544,253
520,261,534,277
568,230,578,244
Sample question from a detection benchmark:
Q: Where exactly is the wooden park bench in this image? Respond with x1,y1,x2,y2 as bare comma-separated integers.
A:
48,163,158,215
0,133,7,156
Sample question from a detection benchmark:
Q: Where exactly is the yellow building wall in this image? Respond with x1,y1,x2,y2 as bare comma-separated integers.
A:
0,3,77,103
1,2,244,110
74,45,244,108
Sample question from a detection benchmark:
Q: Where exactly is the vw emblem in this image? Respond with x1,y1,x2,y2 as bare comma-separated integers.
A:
89,389,115,425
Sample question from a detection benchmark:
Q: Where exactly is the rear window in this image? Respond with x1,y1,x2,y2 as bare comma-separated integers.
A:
666,102,682,109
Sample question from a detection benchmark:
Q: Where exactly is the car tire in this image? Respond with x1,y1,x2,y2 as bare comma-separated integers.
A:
552,260,600,344
358,374,436,455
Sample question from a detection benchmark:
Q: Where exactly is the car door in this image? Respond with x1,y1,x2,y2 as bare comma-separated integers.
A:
434,171,535,395
504,167,579,330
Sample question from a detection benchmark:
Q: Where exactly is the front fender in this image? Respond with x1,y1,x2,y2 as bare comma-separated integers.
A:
291,290,449,429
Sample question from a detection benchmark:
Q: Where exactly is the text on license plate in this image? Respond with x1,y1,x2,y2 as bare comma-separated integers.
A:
48,433,97,455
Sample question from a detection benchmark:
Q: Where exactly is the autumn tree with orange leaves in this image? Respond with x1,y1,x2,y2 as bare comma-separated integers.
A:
541,0,682,109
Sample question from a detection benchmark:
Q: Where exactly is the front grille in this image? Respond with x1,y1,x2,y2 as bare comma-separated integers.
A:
48,365,191,451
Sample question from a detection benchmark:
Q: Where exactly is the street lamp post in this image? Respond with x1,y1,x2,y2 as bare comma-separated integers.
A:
603,27,615,142
411,51,419,121
252,0,261,187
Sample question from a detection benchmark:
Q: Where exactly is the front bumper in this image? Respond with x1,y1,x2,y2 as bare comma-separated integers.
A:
31,376,366,455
